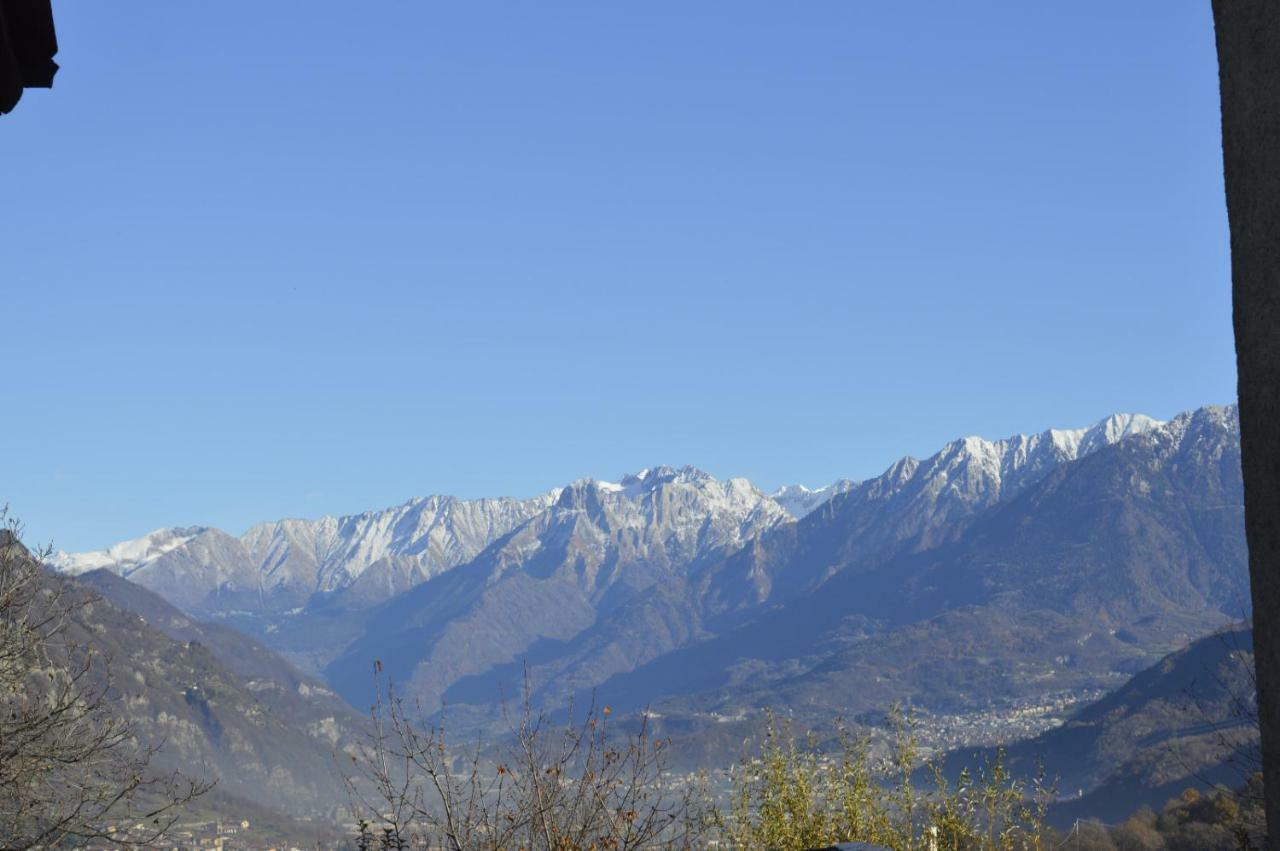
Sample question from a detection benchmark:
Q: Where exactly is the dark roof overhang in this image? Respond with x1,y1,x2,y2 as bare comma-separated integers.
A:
1,0,58,115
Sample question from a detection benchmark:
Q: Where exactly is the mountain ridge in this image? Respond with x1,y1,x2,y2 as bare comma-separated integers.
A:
51,409,1170,623
34,404,1245,773
582,406,1244,754
321,408,1229,736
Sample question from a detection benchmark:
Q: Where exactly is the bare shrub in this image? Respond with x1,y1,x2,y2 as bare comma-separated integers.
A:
345,674,705,850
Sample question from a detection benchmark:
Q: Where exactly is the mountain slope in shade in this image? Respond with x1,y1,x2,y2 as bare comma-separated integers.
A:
700,412,1166,620
941,626,1258,827
585,407,1245,757
73,568,364,736
325,411,1204,737
325,466,791,712
31,565,363,819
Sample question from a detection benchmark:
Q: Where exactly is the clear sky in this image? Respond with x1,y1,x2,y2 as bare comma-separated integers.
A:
3,2,1235,552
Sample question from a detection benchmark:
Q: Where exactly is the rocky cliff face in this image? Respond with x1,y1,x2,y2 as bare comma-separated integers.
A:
324,466,791,711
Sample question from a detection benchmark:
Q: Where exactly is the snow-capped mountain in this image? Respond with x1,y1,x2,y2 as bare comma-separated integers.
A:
834,411,1169,547
914,412,1165,506
53,526,208,576
49,404,1240,753
768,413,1163,521
318,407,1240,732
702,412,1167,614
40,404,1245,809
325,464,792,711
51,493,561,617
769,482,856,519
571,406,1245,760
50,411,1167,630
49,466,788,623
495,465,792,589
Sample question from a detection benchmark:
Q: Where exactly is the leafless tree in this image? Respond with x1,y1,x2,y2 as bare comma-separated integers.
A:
1175,626,1264,812
0,510,209,849
345,672,707,850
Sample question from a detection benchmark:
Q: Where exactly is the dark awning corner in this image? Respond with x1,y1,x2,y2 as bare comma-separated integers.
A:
1,0,58,115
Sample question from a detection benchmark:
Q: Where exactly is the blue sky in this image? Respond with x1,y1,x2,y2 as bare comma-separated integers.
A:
4,2,1233,552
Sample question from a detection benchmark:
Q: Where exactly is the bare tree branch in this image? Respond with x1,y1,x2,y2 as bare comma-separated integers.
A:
0,510,211,849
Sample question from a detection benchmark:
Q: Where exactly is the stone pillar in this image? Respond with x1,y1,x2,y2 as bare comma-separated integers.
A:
1212,0,1280,843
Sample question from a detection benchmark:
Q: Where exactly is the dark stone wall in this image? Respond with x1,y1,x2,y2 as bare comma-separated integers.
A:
1212,0,1280,843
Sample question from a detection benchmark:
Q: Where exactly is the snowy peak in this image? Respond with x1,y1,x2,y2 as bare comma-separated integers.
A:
1090,411,1165,443
1134,405,1237,463
702,408,1202,618
912,410,1166,502
770,481,856,519
51,491,561,616
772,411,1166,521
51,526,209,576
471,466,795,608
559,466,785,533
47,407,1191,620
49,467,794,619
1046,412,1164,459
593,465,717,495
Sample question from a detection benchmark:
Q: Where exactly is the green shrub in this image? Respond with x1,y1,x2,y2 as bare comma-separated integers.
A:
715,709,1051,851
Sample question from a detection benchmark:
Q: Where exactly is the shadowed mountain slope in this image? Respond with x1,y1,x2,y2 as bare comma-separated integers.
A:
52,569,362,819
585,407,1245,748
941,626,1258,827
48,407,1237,767
74,568,364,736
325,467,790,710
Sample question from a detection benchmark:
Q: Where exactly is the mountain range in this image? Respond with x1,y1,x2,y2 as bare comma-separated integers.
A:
50,408,1245,755
53,492,561,618
53,411,1164,631
32,402,1253,824
586,405,1245,762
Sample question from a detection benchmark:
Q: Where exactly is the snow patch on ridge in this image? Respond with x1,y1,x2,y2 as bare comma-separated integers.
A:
46,410,1178,608
772,411,1167,520
51,527,208,576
